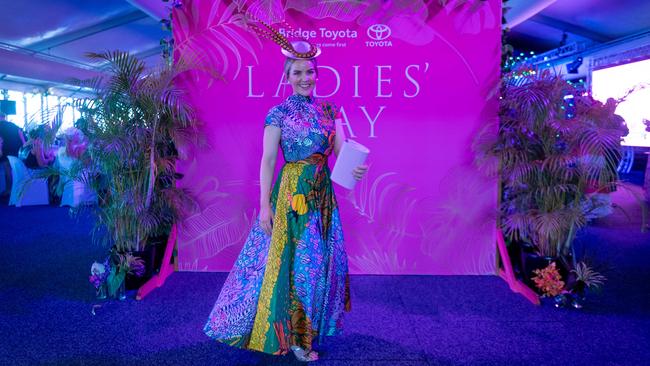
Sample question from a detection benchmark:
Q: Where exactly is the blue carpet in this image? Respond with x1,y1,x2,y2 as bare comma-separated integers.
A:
0,185,649,365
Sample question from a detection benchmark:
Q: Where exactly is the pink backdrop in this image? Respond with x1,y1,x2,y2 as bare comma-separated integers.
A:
174,0,500,274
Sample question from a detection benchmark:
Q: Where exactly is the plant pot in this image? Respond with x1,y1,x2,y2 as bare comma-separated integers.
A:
125,235,167,290
116,280,127,301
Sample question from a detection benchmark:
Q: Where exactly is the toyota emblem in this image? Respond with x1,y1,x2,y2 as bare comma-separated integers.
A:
367,24,391,41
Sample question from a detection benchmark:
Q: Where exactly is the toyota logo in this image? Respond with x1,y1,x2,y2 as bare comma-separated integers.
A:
367,24,391,41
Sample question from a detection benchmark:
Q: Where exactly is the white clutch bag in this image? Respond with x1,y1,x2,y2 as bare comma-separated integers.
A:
331,139,369,189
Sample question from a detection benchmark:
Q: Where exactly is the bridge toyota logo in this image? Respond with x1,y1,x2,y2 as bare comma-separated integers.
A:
366,24,393,47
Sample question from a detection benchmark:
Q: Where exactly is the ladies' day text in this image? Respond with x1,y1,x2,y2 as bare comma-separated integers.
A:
245,63,431,138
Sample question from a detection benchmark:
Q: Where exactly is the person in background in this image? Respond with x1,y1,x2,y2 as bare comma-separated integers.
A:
0,111,26,197
22,124,55,169
21,124,59,204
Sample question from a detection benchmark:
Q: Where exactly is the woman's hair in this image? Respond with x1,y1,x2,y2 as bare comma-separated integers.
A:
28,124,47,140
283,57,318,78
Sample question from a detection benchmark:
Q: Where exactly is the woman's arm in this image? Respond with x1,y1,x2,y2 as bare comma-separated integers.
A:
36,142,55,167
333,118,345,157
259,126,281,235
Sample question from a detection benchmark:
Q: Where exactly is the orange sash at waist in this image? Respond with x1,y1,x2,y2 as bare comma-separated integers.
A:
289,153,328,166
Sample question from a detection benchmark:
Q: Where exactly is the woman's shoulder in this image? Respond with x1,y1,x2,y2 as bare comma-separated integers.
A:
265,103,286,128
267,98,294,115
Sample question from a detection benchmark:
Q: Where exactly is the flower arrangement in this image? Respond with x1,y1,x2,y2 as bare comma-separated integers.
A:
532,262,565,297
532,261,607,308
90,251,146,300
89,259,110,289
62,127,89,159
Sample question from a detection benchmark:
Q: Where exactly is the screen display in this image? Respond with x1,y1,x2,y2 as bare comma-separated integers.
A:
0,100,17,115
592,58,650,147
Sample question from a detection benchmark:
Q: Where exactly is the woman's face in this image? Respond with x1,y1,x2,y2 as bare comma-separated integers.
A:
287,59,317,97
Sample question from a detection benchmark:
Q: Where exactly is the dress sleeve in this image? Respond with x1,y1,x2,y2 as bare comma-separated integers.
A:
264,106,283,129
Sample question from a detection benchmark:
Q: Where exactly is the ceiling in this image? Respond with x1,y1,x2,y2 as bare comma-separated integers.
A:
507,0,650,53
0,0,167,97
0,0,649,96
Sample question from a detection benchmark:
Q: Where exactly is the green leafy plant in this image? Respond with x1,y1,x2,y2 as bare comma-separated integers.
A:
106,250,146,297
571,261,606,293
70,51,201,252
474,66,629,261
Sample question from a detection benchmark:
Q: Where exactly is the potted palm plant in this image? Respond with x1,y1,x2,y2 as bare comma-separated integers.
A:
69,51,201,291
474,66,629,290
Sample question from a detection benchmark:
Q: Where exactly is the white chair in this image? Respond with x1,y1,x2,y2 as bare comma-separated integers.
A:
7,155,49,206
59,178,97,207
56,147,97,207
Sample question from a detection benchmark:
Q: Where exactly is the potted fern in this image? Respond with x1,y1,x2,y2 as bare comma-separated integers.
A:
475,66,628,289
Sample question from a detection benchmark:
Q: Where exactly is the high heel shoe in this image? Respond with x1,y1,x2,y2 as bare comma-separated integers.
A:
290,345,319,362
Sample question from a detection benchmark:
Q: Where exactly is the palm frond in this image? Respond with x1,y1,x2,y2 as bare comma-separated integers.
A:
572,261,607,289
474,65,634,257
502,211,533,242
55,50,203,252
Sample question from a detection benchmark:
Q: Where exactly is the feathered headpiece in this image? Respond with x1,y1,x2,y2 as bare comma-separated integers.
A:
247,13,321,59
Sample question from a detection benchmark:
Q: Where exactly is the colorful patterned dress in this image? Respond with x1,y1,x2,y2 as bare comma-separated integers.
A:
203,94,351,355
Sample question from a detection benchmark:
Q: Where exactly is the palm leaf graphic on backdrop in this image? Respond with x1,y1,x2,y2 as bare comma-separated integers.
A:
175,0,275,81
287,0,488,85
285,0,369,21
238,0,286,23
174,0,488,84
346,171,398,223
348,236,410,274
346,170,421,273
179,203,255,260
416,167,497,274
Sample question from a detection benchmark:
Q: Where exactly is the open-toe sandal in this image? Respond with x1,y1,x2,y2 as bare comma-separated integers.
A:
290,345,319,362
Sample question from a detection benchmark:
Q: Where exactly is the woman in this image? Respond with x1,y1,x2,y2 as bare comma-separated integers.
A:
23,137,55,168
203,40,367,362
22,125,55,169
0,113,26,196
21,125,58,204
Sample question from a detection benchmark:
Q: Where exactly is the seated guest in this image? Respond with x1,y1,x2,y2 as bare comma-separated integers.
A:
23,138,56,168
56,127,90,175
0,111,26,196
22,125,55,169
21,124,59,204
63,127,88,160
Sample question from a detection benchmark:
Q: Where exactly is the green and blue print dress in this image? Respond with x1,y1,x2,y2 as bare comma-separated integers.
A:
204,94,351,355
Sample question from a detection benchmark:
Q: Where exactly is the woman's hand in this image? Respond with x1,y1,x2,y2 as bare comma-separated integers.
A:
260,203,274,236
352,164,368,181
